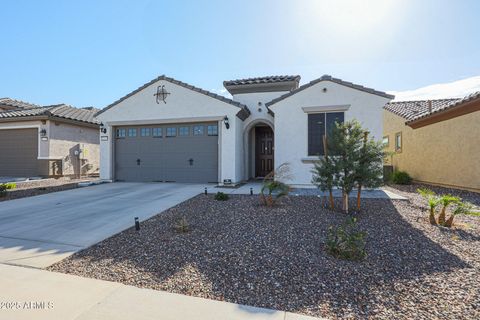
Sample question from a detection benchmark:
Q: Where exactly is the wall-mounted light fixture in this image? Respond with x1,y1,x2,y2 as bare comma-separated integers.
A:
100,123,107,134
40,129,47,136
223,116,230,129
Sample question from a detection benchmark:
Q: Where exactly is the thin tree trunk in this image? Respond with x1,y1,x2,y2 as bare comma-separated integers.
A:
356,185,362,211
438,207,447,225
329,190,334,209
343,192,349,213
429,208,437,225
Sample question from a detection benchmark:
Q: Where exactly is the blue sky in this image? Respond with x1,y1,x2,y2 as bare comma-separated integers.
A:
1,0,479,107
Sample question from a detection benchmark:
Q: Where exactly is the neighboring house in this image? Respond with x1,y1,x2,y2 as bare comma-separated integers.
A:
0,101,100,178
96,75,392,186
0,97,40,112
383,92,480,192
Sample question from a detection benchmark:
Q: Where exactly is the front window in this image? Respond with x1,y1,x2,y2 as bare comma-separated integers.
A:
382,136,389,147
308,112,344,156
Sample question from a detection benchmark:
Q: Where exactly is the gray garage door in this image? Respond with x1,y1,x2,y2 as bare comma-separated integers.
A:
0,128,38,177
114,122,218,183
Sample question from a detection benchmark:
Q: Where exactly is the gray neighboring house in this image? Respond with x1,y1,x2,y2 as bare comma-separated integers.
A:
0,98,100,178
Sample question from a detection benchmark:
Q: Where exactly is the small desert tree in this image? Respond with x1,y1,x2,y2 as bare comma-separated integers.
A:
355,132,385,210
329,121,364,213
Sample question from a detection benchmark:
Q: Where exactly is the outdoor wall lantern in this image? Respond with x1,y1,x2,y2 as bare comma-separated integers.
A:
100,123,107,134
40,129,47,136
154,85,170,104
223,116,230,129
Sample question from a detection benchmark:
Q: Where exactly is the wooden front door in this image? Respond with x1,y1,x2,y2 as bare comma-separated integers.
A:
255,126,274,177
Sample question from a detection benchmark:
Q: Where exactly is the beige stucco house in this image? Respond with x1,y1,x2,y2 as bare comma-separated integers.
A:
383,92,480,192
0,98,100,178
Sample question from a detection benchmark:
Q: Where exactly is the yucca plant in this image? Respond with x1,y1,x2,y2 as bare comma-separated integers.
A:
444,201,474,228
438,195,461,225
417,188,440,225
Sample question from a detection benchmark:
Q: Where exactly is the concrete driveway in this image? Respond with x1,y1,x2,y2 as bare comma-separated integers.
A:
0,182,209,268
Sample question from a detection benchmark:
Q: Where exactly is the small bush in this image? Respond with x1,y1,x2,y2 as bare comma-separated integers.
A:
174,217,190,233
326,217,367,261
391,171,412,185
214,192,229,201
0,183,15,197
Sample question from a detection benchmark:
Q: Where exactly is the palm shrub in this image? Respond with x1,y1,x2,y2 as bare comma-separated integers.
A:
417,188,440,225
260,163,291,206
326,217,367,261
444,201,474,227
438,195,461,225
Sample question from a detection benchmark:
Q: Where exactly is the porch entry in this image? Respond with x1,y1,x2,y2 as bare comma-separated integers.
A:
255,126,274,177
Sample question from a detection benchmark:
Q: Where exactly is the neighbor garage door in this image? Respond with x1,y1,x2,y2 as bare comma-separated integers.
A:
114,122,218,183
0,128,38,177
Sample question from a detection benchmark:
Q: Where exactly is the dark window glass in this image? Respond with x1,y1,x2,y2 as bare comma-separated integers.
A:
207,125,218,136
166,127,177,137
140,128,150,137
308,112,344,156
179,127,189,136
308,113,325,156
152,128,162,137
128,128,137,137
193,125,204,136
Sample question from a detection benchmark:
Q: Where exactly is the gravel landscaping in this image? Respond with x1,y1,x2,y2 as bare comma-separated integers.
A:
49,189,480,319
0,177,96,202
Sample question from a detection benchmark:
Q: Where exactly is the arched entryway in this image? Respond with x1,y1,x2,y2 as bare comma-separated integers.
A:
243,120,274,180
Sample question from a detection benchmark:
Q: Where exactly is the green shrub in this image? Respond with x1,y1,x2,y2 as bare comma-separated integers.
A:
174,217,190,233
326,217,367,261
391,171,412,184
0,183,15,197
214,192,229,201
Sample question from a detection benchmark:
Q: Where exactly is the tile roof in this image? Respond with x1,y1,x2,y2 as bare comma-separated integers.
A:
384,98,461,121
0,97,41,109
96,75,251,120
223,75,301,86
405,91,480,124
0,104,100,125
265,75,394,107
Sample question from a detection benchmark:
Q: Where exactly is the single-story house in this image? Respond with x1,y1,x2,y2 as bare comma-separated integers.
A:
96,75,393,186
0,100,100,178
383,92,480,192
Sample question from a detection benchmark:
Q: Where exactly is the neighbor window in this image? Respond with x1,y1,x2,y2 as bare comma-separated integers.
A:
116,128,126,138
179,126,189,136
193,125,204,136
152,127,162,137
207,125,218,136
395,132,402,152
166,127,177,137
382,136,389,147
140,128,150,137
308,112,344,156
128,128,137,137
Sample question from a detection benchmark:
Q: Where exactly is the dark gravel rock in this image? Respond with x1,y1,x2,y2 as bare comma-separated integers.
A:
49,192,480,320
0,178,94,202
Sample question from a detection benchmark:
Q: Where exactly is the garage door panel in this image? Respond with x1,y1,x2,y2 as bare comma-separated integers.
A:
114,123,218,183
0,129,38,177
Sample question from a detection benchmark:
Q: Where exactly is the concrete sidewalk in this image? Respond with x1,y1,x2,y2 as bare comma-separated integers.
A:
0,264,321,320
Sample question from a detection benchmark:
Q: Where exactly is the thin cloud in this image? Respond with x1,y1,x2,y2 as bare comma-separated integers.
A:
389,76,480,101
